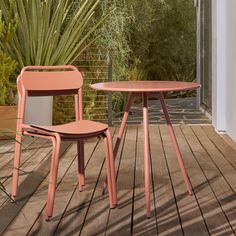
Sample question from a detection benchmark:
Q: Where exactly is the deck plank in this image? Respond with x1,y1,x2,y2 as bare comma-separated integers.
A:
159,125,186,236
189,126,236,235
3,142,77,236
182,125,230,235
27,138,98,236
1,125,236,235
0,139,18,154
0,138,52,207
174,125,209,236
198,126,236,232
106,126,137,235
54,137,111,235
221,134,236,153
0,137,36,171
151,125,183,236
78,127,120,236
0,141,71,234
132,125,158,235
204,126,236,170
0,138,46,184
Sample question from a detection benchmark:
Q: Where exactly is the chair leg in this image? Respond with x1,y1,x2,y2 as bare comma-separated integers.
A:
45,135,61,220
77,140,85,191
11,136,22,199
105,130,117,206
103,135,115,209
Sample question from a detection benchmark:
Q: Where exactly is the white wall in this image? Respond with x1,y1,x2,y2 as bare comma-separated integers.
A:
211,0,226,132
212,0,236,141
225,0,236,141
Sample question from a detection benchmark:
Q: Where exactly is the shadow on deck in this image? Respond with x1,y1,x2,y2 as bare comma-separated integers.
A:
1,124,236,236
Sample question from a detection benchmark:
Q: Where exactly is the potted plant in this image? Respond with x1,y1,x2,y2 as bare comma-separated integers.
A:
0,0,111,125
0,52,17,138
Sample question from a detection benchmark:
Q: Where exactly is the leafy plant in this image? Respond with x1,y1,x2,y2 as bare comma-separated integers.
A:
0,0,111,68
0,52,17,105
127,0,196,84
93,0,132,81
0,2,18,105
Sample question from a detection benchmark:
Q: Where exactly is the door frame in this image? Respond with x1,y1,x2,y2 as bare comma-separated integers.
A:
196,0,212,113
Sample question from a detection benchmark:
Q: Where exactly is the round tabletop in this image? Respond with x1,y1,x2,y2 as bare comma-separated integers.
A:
90,81,200,92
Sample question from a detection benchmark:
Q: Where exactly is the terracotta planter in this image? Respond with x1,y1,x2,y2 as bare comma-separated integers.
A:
0,105,17,139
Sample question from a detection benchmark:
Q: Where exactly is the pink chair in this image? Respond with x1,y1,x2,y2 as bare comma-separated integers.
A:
11,65,117,220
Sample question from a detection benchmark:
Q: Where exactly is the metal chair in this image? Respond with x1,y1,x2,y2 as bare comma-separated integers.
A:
11,65,117,220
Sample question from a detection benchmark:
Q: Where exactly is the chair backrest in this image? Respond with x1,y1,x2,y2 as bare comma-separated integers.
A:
19,65,83,96
16,65,83,126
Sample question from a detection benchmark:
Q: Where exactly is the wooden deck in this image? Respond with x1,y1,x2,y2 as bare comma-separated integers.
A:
1,125,236,235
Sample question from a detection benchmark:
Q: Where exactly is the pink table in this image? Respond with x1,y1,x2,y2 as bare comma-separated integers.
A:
91,81,200,217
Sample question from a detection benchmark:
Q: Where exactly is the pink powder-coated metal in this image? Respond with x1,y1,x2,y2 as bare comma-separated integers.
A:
143,93,151,218
91,80,200,218
12,66,117,220
158,93,193,195
113,93,135,158
91,81,200,92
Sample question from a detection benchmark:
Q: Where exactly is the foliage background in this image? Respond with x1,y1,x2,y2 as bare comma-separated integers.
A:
127,0,196,83
94,0,196,85
92,0,196,115
0,0,196,121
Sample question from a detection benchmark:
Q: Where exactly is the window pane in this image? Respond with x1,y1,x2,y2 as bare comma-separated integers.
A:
200,0,212,112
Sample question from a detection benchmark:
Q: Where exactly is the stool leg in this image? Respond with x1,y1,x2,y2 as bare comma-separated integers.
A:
158,92,192,195
143,92,151,218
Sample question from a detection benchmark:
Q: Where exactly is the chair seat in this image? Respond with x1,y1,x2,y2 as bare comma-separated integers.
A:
30,120,108,137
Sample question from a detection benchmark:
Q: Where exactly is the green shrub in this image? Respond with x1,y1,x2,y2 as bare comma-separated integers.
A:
0,1,18,105
0,0,110,68
0,52,17,105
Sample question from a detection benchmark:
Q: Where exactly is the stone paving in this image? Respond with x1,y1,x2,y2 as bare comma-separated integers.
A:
114,97,212,125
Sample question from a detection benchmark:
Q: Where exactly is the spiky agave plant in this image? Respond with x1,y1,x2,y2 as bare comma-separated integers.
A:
0,0,110,67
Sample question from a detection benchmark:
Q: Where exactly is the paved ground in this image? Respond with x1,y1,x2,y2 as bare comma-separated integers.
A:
114,97,211,125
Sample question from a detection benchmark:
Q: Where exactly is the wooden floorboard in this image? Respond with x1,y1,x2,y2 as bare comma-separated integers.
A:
106,126,138,235
0,137,50,206
151,126,179,236
1,125,236,235
132,126,158,236
0,140,71,234
173,126,209,236
3,143,76,236
54,130,116,236
159,125,184,236
186,126,235,235
78,128,117,236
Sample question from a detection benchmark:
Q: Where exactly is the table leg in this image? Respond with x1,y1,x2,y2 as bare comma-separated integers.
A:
143,92,151,218
158,92,193,195
113,92,134,158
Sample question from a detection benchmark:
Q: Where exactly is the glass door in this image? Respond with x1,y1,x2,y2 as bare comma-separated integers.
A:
196,0,212,112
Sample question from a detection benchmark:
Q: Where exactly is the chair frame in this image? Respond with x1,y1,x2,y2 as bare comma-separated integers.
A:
11,65,117,220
